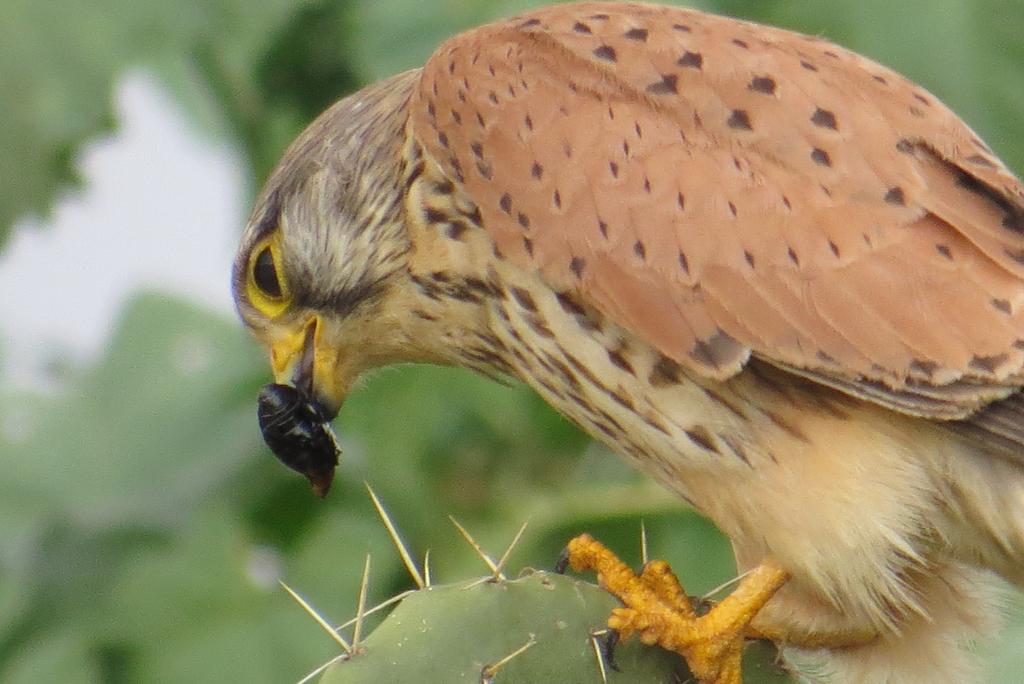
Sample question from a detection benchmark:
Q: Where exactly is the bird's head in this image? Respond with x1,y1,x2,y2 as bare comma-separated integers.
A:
232,71,421,421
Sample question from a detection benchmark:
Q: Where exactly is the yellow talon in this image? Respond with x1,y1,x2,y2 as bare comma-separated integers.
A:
561,533,788,684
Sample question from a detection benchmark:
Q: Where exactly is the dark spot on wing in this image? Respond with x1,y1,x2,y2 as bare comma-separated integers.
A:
647,74,679,95
811,148,832,167
570,256,586,278
811,108,838,130
689,329,744,370
749,76,776,94
884,187,906,205
970,353,1009,374
727,110,753,130
678,51,703,69
678,251,689,274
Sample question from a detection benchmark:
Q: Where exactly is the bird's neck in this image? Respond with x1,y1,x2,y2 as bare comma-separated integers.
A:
391,134,519,379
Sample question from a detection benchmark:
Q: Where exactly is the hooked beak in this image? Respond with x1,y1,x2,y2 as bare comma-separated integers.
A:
270,315,346,420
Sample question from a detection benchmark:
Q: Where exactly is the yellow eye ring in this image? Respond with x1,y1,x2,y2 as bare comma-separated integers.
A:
247,238,291,318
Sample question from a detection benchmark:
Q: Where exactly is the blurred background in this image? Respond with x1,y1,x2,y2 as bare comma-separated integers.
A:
1,0,1022,682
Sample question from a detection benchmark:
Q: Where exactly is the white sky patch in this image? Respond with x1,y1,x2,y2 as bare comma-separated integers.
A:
0,71,247,389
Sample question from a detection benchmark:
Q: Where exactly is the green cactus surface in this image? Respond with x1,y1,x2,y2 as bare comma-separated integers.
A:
319,570,789,683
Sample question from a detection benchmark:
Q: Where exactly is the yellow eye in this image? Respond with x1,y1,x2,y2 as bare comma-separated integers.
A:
247,239,290,317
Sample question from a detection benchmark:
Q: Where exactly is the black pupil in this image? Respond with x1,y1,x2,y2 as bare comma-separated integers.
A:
253,247,282,297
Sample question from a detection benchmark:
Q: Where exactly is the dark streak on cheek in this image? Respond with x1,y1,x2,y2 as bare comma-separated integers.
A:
298,276,390,318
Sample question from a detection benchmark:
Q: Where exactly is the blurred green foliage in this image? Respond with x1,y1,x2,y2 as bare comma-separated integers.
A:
1,1,1022,682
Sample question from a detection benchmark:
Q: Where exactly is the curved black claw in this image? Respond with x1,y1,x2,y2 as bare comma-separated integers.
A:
691,594,714,617
554,546,571,574
601,628,621,672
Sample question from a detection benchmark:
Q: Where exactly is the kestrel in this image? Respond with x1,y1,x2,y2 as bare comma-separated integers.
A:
233,3,1024,682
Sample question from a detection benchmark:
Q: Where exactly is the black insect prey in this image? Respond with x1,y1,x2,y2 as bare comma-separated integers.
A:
257,383,340,497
